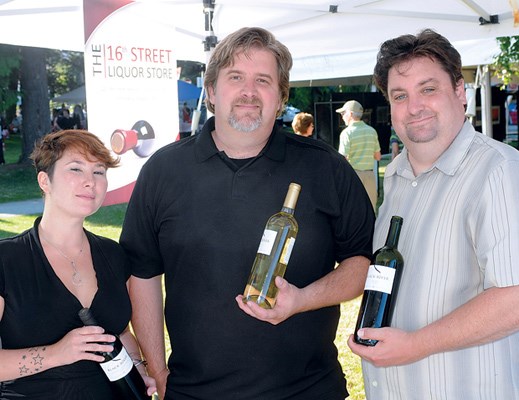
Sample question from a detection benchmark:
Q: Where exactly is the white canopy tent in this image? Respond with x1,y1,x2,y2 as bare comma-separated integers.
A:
0,0,517,81
1,0,518,135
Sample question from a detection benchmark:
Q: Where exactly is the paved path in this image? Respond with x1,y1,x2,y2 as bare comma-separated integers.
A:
0,198,44,218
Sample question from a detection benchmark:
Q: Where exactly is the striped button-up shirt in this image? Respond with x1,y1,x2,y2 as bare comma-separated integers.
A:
364,120,519,399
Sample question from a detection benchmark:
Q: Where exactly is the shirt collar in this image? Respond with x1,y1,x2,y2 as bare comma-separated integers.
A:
194,116,285,163
434,119,475,176
387,119,475,179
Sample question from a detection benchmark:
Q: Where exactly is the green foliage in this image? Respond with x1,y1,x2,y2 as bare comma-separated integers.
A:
47,50,85,101
0,46,85,126
177,60,205,84
288,86,334,113
492,36,519,86
289,87,313,112
0,44,21,114
338,84,373,93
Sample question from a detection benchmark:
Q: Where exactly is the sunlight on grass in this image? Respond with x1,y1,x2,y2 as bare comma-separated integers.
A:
0,204,128,240
84,203,128,240
337,297,365,399
0,214,36,238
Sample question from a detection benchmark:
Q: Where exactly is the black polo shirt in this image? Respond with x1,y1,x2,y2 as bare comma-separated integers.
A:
120,117,375,400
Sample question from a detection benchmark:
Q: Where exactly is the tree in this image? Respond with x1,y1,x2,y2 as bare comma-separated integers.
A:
0,45,85,164
19,47,51,164
288,86,335,113
492,36,519,86
177,60,204,85
0,44,21,124
47,50,85,100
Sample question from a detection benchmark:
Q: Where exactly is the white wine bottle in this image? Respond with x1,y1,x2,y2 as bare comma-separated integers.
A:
243,182,301,309
354,215,404,346
78,308,151,400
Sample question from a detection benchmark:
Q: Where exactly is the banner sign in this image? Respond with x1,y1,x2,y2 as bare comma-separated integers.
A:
83,0,179,204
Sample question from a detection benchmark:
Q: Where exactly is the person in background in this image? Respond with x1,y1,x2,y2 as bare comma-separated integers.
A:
389,126,403,160
0,130,156,399
121,27,375,400
348,29,519,399
73,104,87,130
51,108,60,132
291,112,314,137
336,100,381,211
8,114,20,135
179,102,192,139
54,108,75,131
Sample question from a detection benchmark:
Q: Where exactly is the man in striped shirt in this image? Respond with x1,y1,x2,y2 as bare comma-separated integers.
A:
337,100,381,211
348,28,519,399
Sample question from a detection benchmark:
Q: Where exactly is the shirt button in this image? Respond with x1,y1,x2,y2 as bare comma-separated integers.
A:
372,380,378,387
411,181,418,187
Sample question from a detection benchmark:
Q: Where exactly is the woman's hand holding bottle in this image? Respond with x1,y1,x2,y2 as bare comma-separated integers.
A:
49,326,115,366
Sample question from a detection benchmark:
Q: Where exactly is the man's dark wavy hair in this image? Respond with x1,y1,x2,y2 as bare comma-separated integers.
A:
373,29,463,101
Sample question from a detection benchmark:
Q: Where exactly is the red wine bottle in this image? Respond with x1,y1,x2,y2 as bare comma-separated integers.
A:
110,120,155,158
78,308,151,400
354,215,404,346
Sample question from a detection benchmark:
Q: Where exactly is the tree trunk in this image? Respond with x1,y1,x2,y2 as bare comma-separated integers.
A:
19,47,50,164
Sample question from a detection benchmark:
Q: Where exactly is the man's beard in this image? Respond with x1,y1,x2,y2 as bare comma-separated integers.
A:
228,100,263,132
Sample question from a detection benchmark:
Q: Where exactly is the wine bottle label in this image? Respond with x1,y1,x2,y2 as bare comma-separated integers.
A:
257,229,277,256
280,237,295,265
100,346,134,382
364,264,396,294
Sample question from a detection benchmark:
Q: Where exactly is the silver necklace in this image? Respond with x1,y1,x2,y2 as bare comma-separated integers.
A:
41,234,85,286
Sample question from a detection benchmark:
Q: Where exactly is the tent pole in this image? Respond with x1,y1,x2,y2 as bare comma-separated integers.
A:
192,0,217,135
479,65,493,137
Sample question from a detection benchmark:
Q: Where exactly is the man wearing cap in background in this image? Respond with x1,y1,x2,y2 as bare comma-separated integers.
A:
337,100,381,211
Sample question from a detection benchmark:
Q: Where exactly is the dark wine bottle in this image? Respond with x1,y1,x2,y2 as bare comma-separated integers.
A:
243,183,301,309
354,215,404,346
78,308,151,400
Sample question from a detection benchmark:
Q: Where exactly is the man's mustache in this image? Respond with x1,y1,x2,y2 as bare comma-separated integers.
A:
232,98,262,107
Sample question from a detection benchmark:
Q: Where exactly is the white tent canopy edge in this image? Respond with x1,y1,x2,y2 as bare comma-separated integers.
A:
0,0,517,82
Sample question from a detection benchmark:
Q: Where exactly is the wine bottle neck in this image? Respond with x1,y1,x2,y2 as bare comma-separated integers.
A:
78,308,98,326
281,206,295,214
384,216,403,248
283,183,301,210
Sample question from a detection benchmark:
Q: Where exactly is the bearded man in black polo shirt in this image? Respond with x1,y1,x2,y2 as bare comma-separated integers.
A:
121,27,375,400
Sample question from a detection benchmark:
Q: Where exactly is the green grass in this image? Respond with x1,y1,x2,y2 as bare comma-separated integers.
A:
83,203,128,236
0,138,369,400
2,133,24,165
0,214,36,238
0,134,41,202
0,164,41,202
